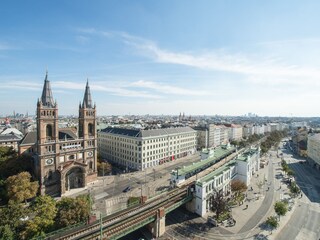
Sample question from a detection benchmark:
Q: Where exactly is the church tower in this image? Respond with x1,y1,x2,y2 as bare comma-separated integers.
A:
78,80,97,175
33,73,97,196
36,71,59,194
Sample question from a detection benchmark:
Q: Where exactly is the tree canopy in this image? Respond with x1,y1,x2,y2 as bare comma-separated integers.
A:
6,172,38,203
55,195,91,228
274,201,288,219
209,189,229,221
231,180,247,194
20,195,57,239
0,146,17,163
260,130,287,154
266,216,279,233
0,202,28,239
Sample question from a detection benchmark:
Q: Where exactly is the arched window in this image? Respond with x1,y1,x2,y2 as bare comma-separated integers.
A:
46,125,53,139
88,123,94,136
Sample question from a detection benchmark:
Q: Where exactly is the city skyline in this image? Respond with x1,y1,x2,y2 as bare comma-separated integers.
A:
1,1,320,117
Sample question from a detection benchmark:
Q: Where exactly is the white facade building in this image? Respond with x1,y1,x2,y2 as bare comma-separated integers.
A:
98,127,197,170
195,161,236,216
194,147,260,217
234,147,260,186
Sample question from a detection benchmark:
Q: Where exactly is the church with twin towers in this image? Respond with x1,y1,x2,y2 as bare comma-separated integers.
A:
19,72,98,196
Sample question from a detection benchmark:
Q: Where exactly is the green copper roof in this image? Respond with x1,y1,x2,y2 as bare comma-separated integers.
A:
174,145,236,176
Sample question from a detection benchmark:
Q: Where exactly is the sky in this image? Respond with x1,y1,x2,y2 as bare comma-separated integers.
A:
1,1,320,117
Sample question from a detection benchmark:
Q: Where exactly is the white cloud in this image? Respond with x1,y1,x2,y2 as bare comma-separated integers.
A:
52,81,163,99
131,80,208,96
113,32,320,87
1,81,42,90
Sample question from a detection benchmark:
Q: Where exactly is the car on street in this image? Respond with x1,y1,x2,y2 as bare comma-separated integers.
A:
123,186,132,192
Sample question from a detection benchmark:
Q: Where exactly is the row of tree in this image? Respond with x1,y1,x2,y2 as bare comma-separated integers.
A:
0,194,91,239
266,200,289,233
260,130,287,155
230,134,263,149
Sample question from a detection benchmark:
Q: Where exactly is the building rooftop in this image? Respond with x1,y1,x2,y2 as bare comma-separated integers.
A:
196,160,236,186
235,147,259,162
20,131,37,145
100,126,196,138
0,134,22,142
19,128,78,146
176,145,236,176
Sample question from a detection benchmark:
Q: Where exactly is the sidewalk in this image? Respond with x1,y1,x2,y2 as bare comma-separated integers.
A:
215,155,272,234
208,150,296,239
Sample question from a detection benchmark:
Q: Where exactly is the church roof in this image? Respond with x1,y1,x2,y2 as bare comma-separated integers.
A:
20,131,37,145
82,79,93,108
41,71,55,107
19,128,78,146
59,129,77,140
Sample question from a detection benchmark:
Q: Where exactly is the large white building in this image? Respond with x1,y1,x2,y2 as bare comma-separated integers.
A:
98,127,197,170
307,134,320,170
234,147,260,186
194,147,260,217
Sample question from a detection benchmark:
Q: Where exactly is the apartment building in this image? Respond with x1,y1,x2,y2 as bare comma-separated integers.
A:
196,128,208,149
307,134,320,170
208,124,222,147
98,126,197,170
219,126,229,145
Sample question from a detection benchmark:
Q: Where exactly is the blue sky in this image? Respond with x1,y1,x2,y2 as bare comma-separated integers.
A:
1,1,320,117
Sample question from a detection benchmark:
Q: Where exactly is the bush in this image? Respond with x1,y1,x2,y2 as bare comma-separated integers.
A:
127,197,140,207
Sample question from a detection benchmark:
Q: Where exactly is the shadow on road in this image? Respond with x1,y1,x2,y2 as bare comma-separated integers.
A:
288,162,320,203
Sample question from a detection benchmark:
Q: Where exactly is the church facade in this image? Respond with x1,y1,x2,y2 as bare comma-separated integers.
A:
19,72,97,196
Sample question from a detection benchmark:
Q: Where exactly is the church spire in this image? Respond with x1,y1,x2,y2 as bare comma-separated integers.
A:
82,79,93,108
41,71,55,107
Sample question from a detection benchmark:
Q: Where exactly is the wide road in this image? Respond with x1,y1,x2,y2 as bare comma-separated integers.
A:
72,153,202,204
276,145,320,240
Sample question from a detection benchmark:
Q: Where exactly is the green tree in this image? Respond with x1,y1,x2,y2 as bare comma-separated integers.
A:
231,180,247,204
20,195,57,239
0,154,33,180
274,201,288,220
97,161,112,176
0,224,14,240
289,182,301,197
0,146,16,163
266,216,279,234
55,195,91,228
0,202,28,239
287,169,295,177
6,172,38,203
209,189,229,221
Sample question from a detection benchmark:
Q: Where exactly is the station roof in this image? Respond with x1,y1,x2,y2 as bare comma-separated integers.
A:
235,147,259,162
196,160,236,186
175,145,236,176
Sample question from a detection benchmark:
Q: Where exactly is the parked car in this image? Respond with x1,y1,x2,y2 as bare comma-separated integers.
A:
207,217,218,227
123,186,132,192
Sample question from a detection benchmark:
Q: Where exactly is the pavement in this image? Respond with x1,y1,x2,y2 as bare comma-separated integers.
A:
63,152,202,215
161,148,309,240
